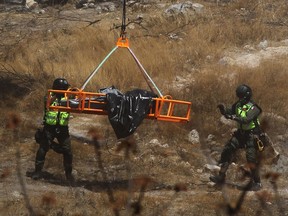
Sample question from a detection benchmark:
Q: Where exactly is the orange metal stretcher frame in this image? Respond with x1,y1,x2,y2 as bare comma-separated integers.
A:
46,37,192,123
46,89,191,123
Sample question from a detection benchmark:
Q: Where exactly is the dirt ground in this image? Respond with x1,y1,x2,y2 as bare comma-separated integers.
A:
0,112,287,216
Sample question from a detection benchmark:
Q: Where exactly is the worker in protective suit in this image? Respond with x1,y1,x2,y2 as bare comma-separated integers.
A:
32,78,74,182
210,84,263,191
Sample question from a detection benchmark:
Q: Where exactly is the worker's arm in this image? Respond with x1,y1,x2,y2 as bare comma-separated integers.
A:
217,103,236,117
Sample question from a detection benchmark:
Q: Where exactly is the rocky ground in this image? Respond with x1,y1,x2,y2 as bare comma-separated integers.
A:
0,112,287,215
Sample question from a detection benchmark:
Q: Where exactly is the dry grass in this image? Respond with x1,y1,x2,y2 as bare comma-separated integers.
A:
2,0,288,97
184,55,288,137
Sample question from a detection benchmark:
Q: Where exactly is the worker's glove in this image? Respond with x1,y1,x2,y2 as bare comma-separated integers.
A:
225,114,237,120
217,104,226,115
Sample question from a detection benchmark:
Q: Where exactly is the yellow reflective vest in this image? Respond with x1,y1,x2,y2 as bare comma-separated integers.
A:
235,102,260,131
45,96,70,126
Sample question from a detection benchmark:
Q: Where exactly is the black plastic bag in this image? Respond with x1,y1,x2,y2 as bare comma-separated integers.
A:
96,85,123,102
106,89,157,139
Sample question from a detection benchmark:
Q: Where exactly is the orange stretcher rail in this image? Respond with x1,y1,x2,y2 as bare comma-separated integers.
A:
46,89,192,123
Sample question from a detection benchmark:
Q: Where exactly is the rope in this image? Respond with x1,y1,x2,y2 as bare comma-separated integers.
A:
81,0,163,98
80,46,119,90
128,47,163,97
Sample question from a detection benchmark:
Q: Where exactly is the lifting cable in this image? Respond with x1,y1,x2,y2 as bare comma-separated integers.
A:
127,47,163,97
80,46,118,90
120,0,127,39
80,0,163,98
47,0,192,123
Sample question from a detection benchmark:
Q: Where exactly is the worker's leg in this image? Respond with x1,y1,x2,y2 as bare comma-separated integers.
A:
246,137,262,191
210,135,240,184
57,129,73,181
33,129,52,180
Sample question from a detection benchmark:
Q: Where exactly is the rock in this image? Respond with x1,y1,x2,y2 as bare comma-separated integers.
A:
192,3,204,13
258,40,268,50
164,1,202,17
206,134,215,143
188,129,200,144
26,0,38,9
203,164,220,172
12,191,22,200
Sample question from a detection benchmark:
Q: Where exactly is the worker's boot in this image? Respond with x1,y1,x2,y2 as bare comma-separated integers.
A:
209,162,229,184
210,173,226,184
248,182,262,191
32,164,43,180
64,163,74,184
65,171,75,186
248,166,262,191
65,169,74,180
